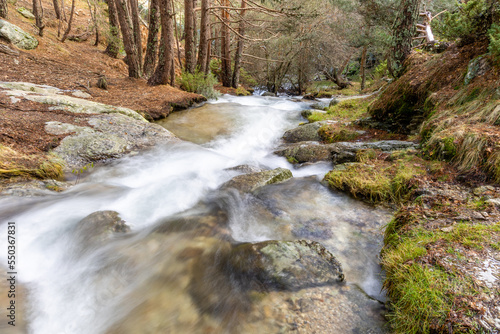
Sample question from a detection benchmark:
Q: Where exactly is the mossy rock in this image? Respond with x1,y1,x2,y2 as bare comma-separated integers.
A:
0,19,38,50
220,167,293,193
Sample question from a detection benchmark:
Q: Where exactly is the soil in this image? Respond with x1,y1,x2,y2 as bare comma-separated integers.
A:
0,0,204,176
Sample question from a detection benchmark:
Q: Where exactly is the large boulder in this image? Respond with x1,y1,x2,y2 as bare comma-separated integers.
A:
220,167,293,193
45,113,178,169
227,240,344,290
275,141,333,163
282,122,324,143
0,82,146,121
0,19,38,50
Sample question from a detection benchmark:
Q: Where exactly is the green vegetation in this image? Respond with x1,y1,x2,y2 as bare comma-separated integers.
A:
308,97,372,123
324,150,428,203
318,125,360,143
235,86,251,96
178,70,220,99
383,217,500,333
489,24,500,60
0,146,64,180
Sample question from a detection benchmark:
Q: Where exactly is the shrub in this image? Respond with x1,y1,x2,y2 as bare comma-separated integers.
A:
435,0,497,42
489,23,500,59
178,71,220,99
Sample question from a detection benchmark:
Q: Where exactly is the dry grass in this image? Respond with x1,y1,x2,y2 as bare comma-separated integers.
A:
0,146,63,180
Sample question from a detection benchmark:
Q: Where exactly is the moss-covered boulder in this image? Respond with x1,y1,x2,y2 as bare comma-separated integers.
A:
0,19,38,50
275,141,333,163
220,167,293,193
282,121,336,143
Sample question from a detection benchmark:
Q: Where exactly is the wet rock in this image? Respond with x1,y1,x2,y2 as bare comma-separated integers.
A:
228,240,344,290
0,19,38,50
282,122,324,143
75,211,130,242
220,167,293,193
311,102,328,111
262,92,276,97
302,93,317,100
224,164,267,174
329,98,339,107
0,180,69,197
276,140,416,164
292,218,334,240
300,109,326,119
275,141,332,163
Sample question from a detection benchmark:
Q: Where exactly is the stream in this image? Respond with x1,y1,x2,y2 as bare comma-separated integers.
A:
0,95,391,333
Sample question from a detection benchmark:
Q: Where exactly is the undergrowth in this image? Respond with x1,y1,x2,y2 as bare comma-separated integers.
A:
178,70,220,99
0,146,64,180
307,97,372,123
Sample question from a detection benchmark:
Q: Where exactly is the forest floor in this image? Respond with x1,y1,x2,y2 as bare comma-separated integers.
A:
0,0,204,183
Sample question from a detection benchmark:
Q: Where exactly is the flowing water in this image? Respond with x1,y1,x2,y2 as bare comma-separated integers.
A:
0,95,391,333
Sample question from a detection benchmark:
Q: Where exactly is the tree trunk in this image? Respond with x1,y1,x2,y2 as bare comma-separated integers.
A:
220,0,232,87
33,0,45,36
192,0,197,62
333,68,349,89
143,0,160,77
61,0,75,42
105,0,120,58
114,0,142,77
360,45,367,91
231,0,246,88
148,0,175,85
184,0,195,72
130,0,142,65
390,0,420,77
197,0,210,73
0,0,7,19
52,0,61,19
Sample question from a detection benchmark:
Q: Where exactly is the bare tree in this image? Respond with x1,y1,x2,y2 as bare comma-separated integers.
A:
61,0,75,42
52,0,61,20
197,0,210,73
143,0,160,76
33,0,45,36
184,0,195,72
360,45,367,90
232,0,246,88
148,0,175,85
0,0,7,19
114,0,142,77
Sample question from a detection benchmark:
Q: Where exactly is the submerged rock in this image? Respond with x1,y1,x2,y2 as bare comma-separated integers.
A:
220,167,293,193
74,211,130,250
0,19,38,50
228,240,344,290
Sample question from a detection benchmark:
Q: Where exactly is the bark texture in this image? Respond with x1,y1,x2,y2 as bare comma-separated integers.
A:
0,0,7,19
143,0,160,77
33,0,45,36
390,0,420,77
148,0,175,85
114,0,142,78
197,0,210,73
105,0,120,58
220,0,232,87
184,0,195,72
231,0,246,88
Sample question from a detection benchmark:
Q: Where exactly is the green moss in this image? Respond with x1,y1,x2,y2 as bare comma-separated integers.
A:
324,152,425,203
318,125,359,143
382,220,500,333
235,87,251,96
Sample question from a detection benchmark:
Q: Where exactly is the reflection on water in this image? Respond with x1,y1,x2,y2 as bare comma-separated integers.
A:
0,95,390,334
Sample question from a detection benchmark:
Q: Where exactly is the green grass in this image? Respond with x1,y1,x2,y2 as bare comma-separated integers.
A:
382,216,500,333
318,125,360,143
324,150,426,203
307,97,372,123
